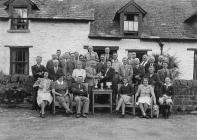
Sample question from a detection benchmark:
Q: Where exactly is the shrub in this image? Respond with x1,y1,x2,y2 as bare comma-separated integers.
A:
0,73,34,105
152,53,181,79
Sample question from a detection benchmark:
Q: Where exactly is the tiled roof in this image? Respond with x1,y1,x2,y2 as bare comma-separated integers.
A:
89,0,197,40
0,0,94,21
1,0,197,39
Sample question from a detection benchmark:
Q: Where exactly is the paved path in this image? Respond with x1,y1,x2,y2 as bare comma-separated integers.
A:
0,108,197,140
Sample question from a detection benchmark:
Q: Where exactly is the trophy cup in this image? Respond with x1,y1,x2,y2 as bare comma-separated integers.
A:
100,82,103,90
94,79,98,89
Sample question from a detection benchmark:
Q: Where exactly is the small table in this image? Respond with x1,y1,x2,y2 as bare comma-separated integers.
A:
92,89,113,114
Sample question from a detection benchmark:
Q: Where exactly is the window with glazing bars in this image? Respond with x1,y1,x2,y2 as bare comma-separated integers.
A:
10,48,29,75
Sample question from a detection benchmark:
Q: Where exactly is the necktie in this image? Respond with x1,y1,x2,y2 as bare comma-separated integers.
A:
54,67,57,73
164,70,168,78
123,65,126,77
79,84,80,89
105,68,109,77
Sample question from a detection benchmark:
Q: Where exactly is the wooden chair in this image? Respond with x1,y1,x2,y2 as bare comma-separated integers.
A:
69,83,89,113
116,84,135,115
52,89,72,115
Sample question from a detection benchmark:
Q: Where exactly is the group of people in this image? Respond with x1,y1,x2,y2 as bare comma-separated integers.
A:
31,46,174,119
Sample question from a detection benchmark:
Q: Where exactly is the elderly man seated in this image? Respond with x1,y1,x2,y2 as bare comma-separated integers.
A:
72,76,89,118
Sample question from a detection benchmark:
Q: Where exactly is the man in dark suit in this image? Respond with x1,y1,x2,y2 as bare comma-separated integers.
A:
157,61,173,84
31,56,47,110
46,54,58,70
65,53,76,75
96,54,106,74
72,76,89,118
100,61,115,87
133,58,145,86
48,60,64,81
31,56,46,81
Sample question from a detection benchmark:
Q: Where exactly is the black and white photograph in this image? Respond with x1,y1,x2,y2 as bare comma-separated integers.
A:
0,0,197,140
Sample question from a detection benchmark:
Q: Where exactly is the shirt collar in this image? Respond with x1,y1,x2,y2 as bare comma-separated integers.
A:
57,80,63,85
124,83,128,86
164,83,172,86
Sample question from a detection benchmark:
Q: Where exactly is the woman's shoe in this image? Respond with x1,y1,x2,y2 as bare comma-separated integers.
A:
81,114,88,118
41,113,45,118
145,115,150,119
76,114,81,118
120,114,125,118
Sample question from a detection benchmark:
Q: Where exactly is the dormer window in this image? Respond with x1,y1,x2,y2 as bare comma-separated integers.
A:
114,1,146,38
124,14,139,34
11,7,28,30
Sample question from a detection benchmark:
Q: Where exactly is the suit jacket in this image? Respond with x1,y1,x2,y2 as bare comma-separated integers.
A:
157,69,173,83
144,62,156,73
143,73,161,87
96,61,106,74
48,67,63,81
31,64,46,81
154,62,163,73
71,83,88,97
84,51,99,62
85,66,97,86
161,84,174,97
119,64,133,83
60,59,67,76
140,60,149,68
46,60,54,70
104,54,113,62
101,67,115,82
65,60,76,75
133,65,145,84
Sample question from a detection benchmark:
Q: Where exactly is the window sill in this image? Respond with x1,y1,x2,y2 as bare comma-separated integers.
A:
7,29,30,33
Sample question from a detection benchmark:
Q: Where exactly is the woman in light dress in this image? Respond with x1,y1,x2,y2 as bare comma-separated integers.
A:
33,72,53,118
135,78,156,118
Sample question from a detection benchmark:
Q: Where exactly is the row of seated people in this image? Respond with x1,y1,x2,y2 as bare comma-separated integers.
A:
33,71,174,119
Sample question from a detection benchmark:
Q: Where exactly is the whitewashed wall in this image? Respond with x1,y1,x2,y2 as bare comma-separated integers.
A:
0,20,195,79
0,20,90,75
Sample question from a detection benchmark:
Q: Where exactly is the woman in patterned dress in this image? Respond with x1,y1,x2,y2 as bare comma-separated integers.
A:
33,72,53,118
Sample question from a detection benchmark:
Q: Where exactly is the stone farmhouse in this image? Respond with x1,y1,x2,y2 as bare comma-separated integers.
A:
0,0,197,80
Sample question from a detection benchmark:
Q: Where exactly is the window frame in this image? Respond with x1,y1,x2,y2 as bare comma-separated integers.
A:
8,4,30,32
123,14,139,33
10,47,29,75
120,12,142,38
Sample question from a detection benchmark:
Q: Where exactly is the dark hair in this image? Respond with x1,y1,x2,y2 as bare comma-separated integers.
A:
56,72,64,79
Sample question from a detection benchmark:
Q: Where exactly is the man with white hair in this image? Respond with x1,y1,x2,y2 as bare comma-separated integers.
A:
119,57,133,84
127,52,137,67
104,47,112,62
84,45,99,62
72,61,86,82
